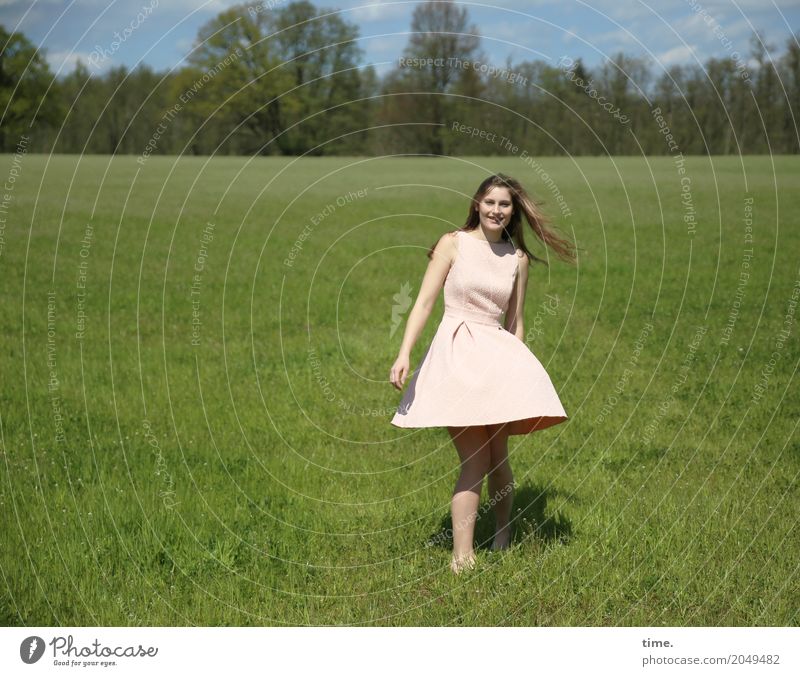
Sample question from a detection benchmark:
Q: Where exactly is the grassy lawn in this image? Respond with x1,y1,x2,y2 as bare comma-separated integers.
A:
1,153,798,625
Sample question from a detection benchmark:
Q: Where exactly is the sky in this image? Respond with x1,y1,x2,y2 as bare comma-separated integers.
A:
1,0,798,81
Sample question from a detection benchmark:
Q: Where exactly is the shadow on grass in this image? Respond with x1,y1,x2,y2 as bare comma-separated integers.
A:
425,480,573,552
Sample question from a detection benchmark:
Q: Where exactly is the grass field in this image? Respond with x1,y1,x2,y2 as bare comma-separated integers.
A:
0,153,798,626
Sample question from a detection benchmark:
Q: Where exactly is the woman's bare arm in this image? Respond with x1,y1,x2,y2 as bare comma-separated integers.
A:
396,232,457,358
503,250,529,340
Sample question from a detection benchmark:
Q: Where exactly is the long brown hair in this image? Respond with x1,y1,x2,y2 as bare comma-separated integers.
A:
427,173,578,266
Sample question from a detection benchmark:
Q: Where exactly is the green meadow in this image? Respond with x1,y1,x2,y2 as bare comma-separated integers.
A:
1,154,797,626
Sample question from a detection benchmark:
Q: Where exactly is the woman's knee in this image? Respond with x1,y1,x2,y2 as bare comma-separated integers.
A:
463,451,491,477
448,425,491,472
488,458,512,484
486,425,510,469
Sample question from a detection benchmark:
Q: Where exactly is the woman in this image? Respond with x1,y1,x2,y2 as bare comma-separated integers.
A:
389,173,577,574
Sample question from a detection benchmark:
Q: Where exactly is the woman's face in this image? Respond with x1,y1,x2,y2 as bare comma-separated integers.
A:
475,186,514,235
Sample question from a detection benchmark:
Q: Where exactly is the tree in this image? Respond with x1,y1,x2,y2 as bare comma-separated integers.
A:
185,5,294,155
56,59,103,153
381,0,482,155
595,52,650,154
185,1,365,155
269,0,365,154
750,29,781,152
779,32,800,153
0,24,63,150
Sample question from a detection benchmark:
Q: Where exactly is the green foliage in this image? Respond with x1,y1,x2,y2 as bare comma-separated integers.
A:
380,0,483,155
3,4,800,156
176,1,366,155
0,24,63,150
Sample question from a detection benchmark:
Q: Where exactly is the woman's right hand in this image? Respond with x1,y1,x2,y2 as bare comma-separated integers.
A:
389,354,410,391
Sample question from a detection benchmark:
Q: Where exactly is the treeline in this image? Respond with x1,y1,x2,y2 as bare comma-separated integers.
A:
1,0,799,156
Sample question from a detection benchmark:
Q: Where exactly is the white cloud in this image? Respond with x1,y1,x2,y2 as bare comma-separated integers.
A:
656,44,697,66
361,33,405,56
585,0,800,15
88,0,226,11
45,49,98,75
4,0,797,80
175,36,193,52
347,2,411,23
592,26,643,47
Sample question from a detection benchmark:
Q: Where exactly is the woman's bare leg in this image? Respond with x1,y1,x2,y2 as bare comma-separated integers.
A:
486,422,514,550
446,425,491,573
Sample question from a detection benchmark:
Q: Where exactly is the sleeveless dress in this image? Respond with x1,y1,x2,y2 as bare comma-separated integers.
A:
390,228,568,436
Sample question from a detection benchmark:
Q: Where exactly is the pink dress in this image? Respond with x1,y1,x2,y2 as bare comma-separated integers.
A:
390,228,568,435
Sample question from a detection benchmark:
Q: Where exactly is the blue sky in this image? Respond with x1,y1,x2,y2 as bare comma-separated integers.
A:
1,0,798,80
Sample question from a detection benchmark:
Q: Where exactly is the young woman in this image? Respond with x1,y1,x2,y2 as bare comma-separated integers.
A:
389,173,577,574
